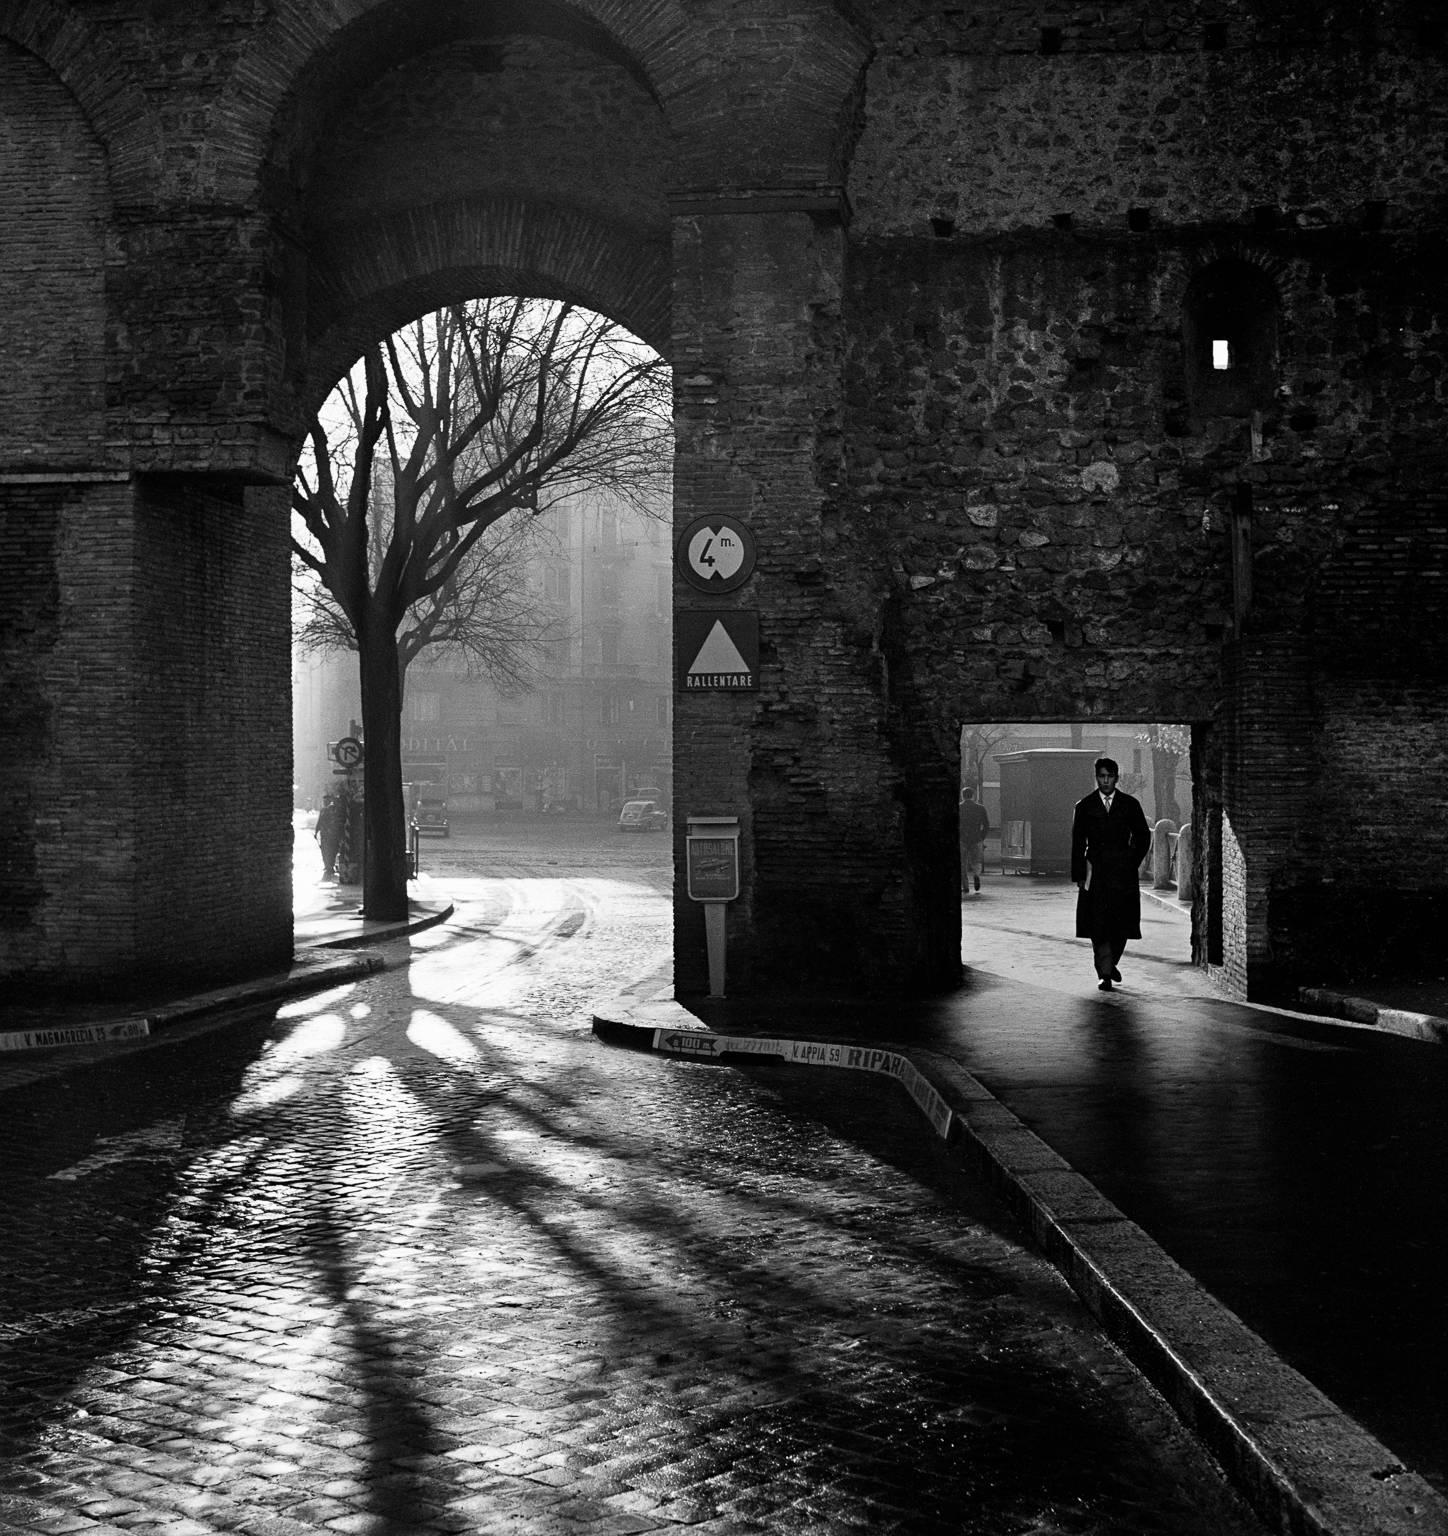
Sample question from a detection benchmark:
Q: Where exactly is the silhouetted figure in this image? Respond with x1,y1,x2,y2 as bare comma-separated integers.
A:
959,786,990,894
316,794,343,880
1070,757,1151,991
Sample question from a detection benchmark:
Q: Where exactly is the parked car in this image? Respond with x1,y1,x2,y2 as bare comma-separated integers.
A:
413,798,450,837
617,799,668,832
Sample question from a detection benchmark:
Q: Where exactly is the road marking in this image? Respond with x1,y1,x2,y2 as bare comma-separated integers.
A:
48,1117,186,1181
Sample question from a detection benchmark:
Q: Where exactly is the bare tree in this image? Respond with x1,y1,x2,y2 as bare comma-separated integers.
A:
959,723,1015,797
293,473,561,695
292,297,671,919
1136,723,1190,824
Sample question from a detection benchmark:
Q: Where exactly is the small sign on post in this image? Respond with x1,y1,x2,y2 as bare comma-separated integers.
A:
686,816,741,997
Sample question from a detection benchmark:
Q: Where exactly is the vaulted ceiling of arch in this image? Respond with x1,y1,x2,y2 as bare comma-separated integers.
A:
299,23,673,378
263,0,867,378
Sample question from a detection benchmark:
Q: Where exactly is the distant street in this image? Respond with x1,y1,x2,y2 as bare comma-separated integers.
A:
0,819,1266,1536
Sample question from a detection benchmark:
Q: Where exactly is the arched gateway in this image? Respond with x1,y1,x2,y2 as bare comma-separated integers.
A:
3,2,1446,1004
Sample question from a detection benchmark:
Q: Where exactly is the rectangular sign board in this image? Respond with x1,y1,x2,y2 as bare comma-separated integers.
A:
676,610,759,692
686,835,740,900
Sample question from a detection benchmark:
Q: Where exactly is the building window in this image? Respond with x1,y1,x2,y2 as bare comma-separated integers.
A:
602,696,620,726
1182,258,1279,420
408,691,440,723
600,567,619,605
656,697,670,726
601,627,620,666
544,564,570,604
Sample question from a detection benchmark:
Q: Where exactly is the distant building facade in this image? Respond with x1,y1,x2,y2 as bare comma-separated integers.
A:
293,493,673,815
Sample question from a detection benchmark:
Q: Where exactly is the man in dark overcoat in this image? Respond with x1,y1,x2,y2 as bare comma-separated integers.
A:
1070,757,1151,991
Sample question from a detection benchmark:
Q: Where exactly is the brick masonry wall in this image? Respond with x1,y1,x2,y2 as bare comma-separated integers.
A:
671,207,950,995
0,480,145,989
0,40,109,470
0,478,292,997
132,478,293,989
0,484,68,960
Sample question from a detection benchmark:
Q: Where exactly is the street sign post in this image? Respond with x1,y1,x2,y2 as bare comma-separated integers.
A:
686,816,740,997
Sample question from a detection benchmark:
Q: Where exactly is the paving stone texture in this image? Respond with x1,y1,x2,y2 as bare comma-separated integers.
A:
0,861,1266,1535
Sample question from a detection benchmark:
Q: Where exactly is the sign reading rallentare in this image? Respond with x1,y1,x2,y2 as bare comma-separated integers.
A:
675,610,759,691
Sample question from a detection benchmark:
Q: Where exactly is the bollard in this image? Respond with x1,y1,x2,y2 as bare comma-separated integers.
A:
1152,818,1178,889
1175,821,1194,902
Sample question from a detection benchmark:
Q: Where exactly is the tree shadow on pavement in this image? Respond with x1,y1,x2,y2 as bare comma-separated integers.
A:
0,972,1268,1536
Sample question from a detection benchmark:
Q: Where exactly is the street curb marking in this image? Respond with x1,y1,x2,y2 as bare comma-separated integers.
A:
591,1005,1448,1536
652,1028,954,1138
0,1019,152,1053
297,899,456,951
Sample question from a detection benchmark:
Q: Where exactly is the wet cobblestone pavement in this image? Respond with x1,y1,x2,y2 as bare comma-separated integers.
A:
0,869,1267,1534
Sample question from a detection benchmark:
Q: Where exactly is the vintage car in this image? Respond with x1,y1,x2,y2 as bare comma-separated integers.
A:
413,797,450,837
617,799,668,833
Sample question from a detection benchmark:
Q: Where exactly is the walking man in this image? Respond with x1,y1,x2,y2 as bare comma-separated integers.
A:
1070,757,1151,991
959,786,990,894
316,793,343,881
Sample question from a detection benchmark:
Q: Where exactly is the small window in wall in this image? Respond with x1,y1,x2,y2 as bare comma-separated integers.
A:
1182,258,1279,420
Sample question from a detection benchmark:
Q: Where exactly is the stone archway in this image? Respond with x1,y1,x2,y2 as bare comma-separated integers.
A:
0,0,873,997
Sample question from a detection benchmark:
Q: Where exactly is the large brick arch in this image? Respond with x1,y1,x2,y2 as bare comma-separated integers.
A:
304,196,671,408
204,0,866,208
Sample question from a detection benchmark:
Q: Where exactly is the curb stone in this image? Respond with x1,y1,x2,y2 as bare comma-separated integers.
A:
591,996,1448,1536
1296,986,1448,1046
0,903,454,1067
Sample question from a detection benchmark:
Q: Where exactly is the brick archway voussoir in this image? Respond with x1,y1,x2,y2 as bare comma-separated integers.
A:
0,2,163,202
304,196,670,407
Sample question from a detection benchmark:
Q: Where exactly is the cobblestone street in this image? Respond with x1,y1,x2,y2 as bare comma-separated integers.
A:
0,837,1265,1535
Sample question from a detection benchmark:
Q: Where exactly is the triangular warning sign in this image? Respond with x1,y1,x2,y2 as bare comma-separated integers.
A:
689,621,750,678
676,609,758,690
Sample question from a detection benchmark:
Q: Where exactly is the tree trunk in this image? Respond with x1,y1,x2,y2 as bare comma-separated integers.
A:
1151,745,1183,825
356,618,410,921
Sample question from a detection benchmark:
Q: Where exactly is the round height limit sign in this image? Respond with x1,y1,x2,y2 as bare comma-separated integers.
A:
676,515,756,595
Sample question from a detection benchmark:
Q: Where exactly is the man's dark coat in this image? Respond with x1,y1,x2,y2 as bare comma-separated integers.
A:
1070,789,1151,940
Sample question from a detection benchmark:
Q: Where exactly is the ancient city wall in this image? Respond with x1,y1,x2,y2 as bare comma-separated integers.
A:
828,0,1448,993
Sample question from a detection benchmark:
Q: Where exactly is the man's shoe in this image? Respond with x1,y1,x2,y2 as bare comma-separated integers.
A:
1098,978,1113,991
1111,968,1122,982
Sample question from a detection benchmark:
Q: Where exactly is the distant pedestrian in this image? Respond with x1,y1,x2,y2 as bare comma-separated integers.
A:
316,794,343,880
959,786,990,894
1070,757,1151,991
